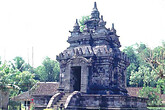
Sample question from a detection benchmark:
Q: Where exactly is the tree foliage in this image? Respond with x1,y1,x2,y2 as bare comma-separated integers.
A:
123,42,165,87
139,86,162,106
34,57,60,82
0,62,20,91
0,57,37,109
79,16,90,32
123,45,141,86
11,56,25,72
123,42,165,106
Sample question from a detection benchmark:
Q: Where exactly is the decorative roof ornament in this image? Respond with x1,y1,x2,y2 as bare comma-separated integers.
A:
73,19,80,32
91,2,100,19
93,2,98,11
111,23,116,35
99,15,106,27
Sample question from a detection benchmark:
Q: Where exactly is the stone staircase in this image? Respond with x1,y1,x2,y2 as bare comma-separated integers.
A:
53,93,71,109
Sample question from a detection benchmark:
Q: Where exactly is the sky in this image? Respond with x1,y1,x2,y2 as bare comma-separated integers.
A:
0,0,165,67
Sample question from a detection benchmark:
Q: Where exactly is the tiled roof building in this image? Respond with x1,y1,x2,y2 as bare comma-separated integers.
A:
12,82,59,110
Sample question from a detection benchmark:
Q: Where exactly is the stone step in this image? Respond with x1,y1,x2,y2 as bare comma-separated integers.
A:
63,95,69,97
58,96,68,101
54,104,63,108
57,100,65,102
53,93,71,108
56,104,64,107
60,97,68,100
62,96,69,98
55,99,67,104
55,100,65,104
59,95,69,100
64,94,70,96
57,100,66,104
60,99,67,102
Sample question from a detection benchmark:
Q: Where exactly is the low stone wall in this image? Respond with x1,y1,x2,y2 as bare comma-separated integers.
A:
81,94,147,109
66,93,147,110
33,95,52,110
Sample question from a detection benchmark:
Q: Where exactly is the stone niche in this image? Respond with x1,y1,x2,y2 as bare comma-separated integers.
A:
56,2,148,110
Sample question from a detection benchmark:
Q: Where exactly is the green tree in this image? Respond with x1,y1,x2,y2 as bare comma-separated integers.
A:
11,56,34,72
123,43,164,87
6,57,37,92
139,43,165,80
139,86,162,106
123,45,141,86
156,79,165,94
12,71,37,92
123,42,165,106
0,57,37,109
139,42,165,94
0,62,20,91
35,57,60,82
0,62,20,110
79,16,90,32
11,56,25,72
129,65,156,87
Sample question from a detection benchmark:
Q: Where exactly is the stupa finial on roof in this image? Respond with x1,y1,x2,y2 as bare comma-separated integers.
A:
74,19,79,26
93,2,98,11
73,19,80,32
91,2,100,19
112,23,114,29
99,15,106,27
111,23,116,34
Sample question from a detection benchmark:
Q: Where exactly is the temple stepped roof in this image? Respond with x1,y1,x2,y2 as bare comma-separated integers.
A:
57,45,114,60
57,45,129,63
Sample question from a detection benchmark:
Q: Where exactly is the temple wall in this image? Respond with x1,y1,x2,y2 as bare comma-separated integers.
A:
33,95,51,109
65,94,148,110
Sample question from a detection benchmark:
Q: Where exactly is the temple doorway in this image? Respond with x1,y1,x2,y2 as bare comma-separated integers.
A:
71,66,81,91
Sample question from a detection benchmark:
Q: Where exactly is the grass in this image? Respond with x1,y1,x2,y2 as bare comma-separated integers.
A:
148,107,165,110
43,108,64,110
42,107,165,110
44,109,53,110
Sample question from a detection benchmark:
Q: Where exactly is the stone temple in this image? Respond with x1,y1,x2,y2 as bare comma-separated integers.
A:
57,2,128,95
54,2,147,110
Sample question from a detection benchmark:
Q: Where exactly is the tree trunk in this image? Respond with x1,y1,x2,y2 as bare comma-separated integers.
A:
0,90,9,110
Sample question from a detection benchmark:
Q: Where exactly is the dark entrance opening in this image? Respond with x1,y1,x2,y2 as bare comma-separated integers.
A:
71,66,81,91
